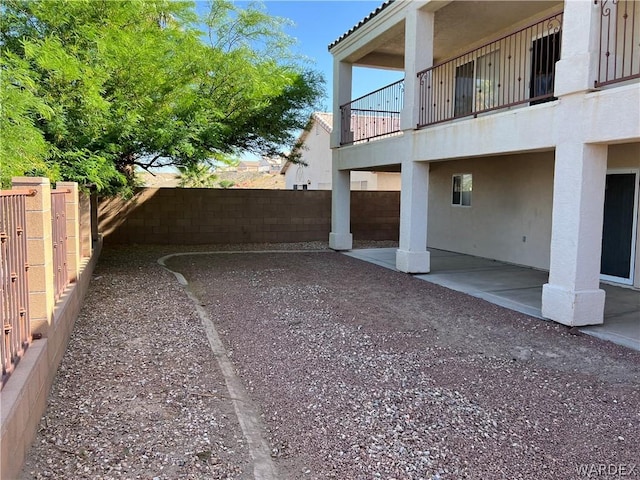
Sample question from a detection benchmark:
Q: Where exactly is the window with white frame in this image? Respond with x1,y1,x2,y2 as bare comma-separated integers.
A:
452,174,472,206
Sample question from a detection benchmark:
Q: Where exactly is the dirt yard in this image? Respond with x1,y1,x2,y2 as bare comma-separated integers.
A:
22,243,640,479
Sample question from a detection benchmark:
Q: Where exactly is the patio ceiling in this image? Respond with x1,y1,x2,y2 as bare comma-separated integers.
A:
350,0,563,69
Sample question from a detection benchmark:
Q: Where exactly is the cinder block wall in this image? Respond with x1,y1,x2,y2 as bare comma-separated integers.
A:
99,189,400,244
1,178,99,480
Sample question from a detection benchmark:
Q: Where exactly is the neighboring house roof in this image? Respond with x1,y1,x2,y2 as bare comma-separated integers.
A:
280,112,333,175
259,157,282,168
280,162,291,175
313,112,333,133
328,0,395,51
238,161,259,170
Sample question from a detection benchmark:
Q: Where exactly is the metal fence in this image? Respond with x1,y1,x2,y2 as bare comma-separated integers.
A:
51,190,68,302
340,78,404,145
596,0,640,87
417,12,563,127
1,189,35,386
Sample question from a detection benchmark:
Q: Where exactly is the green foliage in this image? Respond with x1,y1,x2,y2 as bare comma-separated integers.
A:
177,162,218,188
0,0,323,193
218,179,235,189
0,52,55,187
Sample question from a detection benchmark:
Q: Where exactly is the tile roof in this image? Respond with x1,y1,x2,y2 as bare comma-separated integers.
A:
280,112,333,175
328,0,396,52
313,112,333,133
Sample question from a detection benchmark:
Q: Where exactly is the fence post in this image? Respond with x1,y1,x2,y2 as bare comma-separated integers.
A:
79,191,92,258
90,190,99,243
56,182,80,282
11,177,54,337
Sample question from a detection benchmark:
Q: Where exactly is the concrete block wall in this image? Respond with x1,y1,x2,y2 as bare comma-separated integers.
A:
99,188,400,244
1,178,100,480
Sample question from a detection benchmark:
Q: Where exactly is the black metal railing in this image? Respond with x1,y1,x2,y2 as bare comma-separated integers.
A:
340,79,404,145
596,0,640,87
417,12,563,128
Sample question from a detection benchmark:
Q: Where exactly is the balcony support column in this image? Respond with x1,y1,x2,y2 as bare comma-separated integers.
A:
402,8,434,130
329,167,352,251
542,142,607,326
396,160,430,273
554,0,601,95
331,60,353,148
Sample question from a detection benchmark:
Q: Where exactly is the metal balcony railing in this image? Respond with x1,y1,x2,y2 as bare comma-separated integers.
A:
417,12,563,128
1,189,35,386
596,0,640,87
340,79,404,145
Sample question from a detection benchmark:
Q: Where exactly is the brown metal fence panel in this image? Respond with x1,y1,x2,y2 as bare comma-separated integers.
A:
51,190,68,302
1,190,34,387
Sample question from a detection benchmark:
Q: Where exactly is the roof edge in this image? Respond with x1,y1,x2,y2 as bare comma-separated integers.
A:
328,0,396,52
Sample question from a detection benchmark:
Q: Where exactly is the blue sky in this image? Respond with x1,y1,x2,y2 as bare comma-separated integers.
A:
196,0,403,111
249,0,403,109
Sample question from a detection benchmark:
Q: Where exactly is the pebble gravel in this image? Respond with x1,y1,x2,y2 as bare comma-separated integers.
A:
21,242,640,480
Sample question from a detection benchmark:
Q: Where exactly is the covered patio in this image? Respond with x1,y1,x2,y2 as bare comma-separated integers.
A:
345,248,640,351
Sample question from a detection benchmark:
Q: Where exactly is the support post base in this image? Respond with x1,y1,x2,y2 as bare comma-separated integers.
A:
329,232,353,251
396,249,430,274
541,283,605,326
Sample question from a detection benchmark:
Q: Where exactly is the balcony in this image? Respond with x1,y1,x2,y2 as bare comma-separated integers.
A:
595,0,640,87
418,12,563,128
338,1,639,145
339,79,404,146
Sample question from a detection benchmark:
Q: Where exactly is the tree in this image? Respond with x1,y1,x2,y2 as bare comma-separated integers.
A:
0,53,54,186
177,162,218,188
0,0,323,193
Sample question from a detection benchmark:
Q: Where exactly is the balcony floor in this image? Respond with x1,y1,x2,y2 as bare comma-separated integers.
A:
344,247,640,351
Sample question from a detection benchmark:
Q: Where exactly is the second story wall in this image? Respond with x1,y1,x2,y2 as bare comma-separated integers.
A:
330,0,639,150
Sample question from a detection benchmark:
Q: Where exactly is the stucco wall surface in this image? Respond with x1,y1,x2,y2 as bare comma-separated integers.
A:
427,152,555,270
427,143,640,277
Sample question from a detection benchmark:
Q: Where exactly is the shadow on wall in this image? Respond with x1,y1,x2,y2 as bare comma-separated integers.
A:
99,188,400,244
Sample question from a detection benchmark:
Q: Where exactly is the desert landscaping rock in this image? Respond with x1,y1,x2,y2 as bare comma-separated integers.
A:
22,242,639,479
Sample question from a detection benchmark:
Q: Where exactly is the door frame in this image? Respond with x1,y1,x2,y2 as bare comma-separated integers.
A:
600,168,639,286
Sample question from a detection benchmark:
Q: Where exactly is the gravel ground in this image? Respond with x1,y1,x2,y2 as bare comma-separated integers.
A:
22,242,640,480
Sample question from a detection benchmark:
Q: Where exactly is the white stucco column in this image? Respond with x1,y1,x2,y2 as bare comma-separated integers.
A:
329,166,352,250
541,142,607,326
330,59,353,149
401,7,434,131
554,0,600,95
396,159,430,273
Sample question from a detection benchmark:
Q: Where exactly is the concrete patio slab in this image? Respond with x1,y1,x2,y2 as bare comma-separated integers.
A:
417,266,548,292
344,247,640,351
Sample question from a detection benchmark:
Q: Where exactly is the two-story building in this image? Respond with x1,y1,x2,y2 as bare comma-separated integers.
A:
328,0,639,327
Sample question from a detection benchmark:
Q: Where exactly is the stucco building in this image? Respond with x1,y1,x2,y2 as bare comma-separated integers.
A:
281,112,401,190
328,0,639,327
